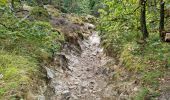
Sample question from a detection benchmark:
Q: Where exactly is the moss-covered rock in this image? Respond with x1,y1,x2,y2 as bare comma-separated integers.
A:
44,5,61,18
30,6,50,21
82,15,96,24
66,14,84,24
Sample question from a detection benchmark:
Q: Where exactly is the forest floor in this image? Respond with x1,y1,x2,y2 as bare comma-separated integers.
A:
159,71,170,100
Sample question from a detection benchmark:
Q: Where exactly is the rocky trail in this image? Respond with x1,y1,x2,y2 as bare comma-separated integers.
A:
44,31,116,100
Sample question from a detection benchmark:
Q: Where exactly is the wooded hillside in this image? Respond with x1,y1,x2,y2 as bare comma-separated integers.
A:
0,0,170,100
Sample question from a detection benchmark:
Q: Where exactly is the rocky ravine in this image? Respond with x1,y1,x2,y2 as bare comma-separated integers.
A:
44,31,116,100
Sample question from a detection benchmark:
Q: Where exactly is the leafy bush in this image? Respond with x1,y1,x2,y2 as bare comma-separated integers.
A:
0,9,63,58
0,0,7,6
98,0,140,56
98,0,170,98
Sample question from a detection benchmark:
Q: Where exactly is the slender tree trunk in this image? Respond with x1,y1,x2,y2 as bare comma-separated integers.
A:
159,0,165,40
11,0,15,11
140,0,148,39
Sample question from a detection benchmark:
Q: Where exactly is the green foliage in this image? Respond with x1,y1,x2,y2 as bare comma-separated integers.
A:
98,0,170,99
30,6,49,21
98,0,162,54
98,0,140,55
0,50,38,99
0,8,63,57
0,0,7,6
50,0,100,14
22,0,100,14
98,0,170,69
134,88,149,100
63,0,90,14
0,6,64,99
120,42,145,72
142,70,163,88
134,87,160,100
45,5,61,17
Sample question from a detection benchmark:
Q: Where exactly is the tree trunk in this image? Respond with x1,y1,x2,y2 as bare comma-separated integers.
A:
11,0,15,11
140,0,148,39
159,0,165,40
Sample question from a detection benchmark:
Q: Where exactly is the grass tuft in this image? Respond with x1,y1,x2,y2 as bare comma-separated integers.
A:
0,50,38,99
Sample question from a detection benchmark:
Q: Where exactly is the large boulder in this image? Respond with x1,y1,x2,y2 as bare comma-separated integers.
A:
165,33,170,42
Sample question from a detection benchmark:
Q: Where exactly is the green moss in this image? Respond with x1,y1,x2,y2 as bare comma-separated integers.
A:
30,6,49,21
66,14,84,24
0,50,38,99
0,5,64,99
134,88,149,100
44,5,61,17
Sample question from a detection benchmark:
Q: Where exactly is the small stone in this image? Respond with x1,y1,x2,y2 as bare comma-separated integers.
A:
82,82,87,87
92,91,97,93
84,89,88,92
74,82,79,85
89,90,93,93
69,86,76,89
90,81,95,84
119,93,128,100
62,90,71,100
77,95,82,97
37,95,45,100
86,68,90,71
81,87,87,94
77,74,82,77
113,65,118,69
87,75,93,79
71,94,78,100
0,74,3,79
133,87,138,92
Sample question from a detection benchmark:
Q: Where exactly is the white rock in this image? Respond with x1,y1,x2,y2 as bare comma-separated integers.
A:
23,4,33,11
71,94,78,99
133,87,139,92
84,23,96,29
0,74,3,79
44,67,55,79
38,95,45,100
74,82,79,85
165,33,170,41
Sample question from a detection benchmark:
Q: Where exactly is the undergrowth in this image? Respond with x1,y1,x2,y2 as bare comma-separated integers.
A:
0,51,38,99
98,0,170,99
0,5,64,99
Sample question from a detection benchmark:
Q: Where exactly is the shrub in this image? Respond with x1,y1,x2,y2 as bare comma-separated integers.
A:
30,6,50,21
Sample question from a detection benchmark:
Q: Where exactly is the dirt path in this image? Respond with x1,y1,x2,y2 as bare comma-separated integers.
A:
45,32,116,100
159,71,170,100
